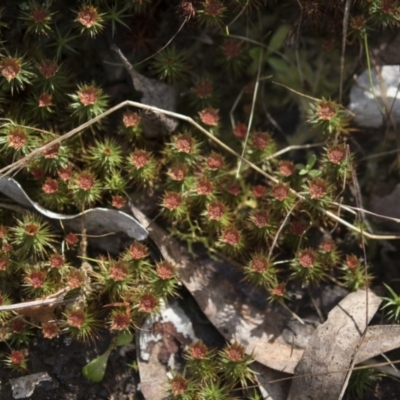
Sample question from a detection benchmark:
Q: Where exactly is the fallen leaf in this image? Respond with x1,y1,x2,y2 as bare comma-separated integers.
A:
355,325,400,363
130,205,304,374
112,45,178,138
287,290,382,400
252,362,291,400
0,177,148,254
137,299,198,400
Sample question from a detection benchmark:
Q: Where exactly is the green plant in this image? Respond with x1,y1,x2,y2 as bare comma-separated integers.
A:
218,342,255,388
63,308,101,342
347,368,380,399
74,4,105,38
152,46,190,84
69,82,109,127
10,213,56,259
381,283,400,322
20,1,54,36
167,340,256,398
198,0,226,28
0,53,36,94
82,331,133,382
4,350,28,372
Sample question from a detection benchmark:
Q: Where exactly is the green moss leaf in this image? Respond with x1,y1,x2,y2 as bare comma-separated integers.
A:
82,349,112,383
115,331,133,347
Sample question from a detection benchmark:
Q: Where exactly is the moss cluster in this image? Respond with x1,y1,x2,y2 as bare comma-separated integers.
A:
0,1,398,397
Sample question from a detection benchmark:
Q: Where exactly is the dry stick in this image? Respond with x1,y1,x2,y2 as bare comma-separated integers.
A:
307,287,324,323
0,287,72,312
329,148,350,234
325,200,400,226
226,0,248,27
385,81,400,133
228,34,294,66
339,0,351,103
0,101,134,176
233,355,400,391
236,48,263,177
132,18,187,67
364,34,384,116
263,142,326,161
293,0,305,84
380,73,400,162
4,123,58,138
329,197,344,235
272,81,319,101
261,83,285,135
1,101,399,241
338,163,369,400
268,200,300,260
229,87,245,130
350,169,373,234
268,359,400,385
360,147,400,161
363,356,400,379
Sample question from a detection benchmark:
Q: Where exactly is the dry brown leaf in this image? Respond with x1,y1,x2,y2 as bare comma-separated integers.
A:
130,206,304,374
355,325,400,364
252,362,291,400
136,299,199,400
287,290,381,400
112,45,178,138
137,340,169,400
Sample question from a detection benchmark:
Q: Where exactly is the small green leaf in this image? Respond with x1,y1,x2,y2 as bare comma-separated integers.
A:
115,331,133,347
305,154,317,170
267,24,291,54
82,349,112,383
267,57,290,74
308,169,320,178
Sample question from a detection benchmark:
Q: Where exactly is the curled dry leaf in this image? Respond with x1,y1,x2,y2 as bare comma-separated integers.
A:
0,176,148,254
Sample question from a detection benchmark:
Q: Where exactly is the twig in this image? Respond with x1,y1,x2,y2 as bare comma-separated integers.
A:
236,48,263,177
263,142,326,161
0,287,72,312
0,101,398,241
227,34,294,66
338,160,369,400
339,0,351,103
132,18,187,67
229,87,245,130
268,200,300,260
295,0,304,83
268,359,400,385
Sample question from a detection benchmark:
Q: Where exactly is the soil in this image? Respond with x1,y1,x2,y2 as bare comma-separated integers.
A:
0,330,139,400
0,286,227,400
